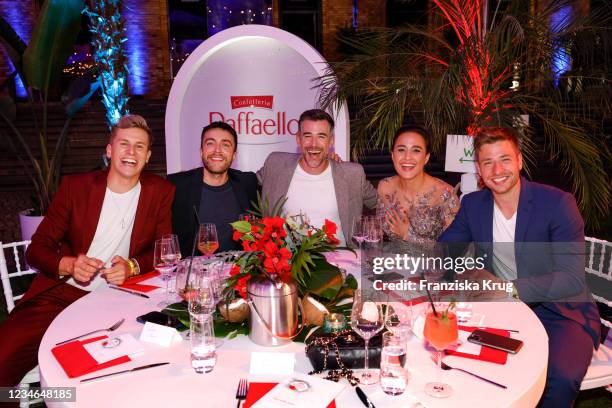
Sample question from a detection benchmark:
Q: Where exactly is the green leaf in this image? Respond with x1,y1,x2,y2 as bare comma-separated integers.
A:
231,220,252,233
23,0,84,91
301,259,343,301
213,318,249,338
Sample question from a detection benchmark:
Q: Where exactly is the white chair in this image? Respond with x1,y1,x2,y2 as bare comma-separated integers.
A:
0,240,42,407
581,237,612,391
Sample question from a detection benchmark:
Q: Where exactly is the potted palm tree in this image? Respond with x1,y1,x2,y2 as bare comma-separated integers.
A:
0,0,99,240
318,0,610,229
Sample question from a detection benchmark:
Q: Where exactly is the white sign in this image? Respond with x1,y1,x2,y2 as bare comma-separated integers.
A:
139,322,182,347
444,134,477,173
249,351,295,375
165,25,350,174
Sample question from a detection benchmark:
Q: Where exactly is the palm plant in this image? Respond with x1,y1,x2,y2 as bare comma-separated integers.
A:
318,0,610,228
0,0,98,215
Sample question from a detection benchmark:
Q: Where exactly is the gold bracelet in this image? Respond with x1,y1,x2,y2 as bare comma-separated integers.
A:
126,258,138,277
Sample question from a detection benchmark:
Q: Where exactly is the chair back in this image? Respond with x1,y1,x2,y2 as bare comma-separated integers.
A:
585,237,612,328
0,240,36,313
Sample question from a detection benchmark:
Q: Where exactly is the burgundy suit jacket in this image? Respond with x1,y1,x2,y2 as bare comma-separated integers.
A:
22,171,175,304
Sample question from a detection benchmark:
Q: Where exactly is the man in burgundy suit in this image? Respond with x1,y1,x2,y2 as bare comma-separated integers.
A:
0,114,175,389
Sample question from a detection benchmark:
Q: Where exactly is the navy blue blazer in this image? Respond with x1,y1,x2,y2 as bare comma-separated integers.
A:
439,177,600,347
167,167,259,256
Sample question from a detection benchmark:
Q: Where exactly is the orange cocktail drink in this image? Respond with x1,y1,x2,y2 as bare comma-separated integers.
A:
423,311,458,350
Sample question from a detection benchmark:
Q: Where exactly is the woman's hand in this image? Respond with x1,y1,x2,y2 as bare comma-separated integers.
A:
385,207,409,239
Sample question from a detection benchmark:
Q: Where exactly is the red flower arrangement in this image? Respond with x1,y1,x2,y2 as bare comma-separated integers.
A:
226,216,343,299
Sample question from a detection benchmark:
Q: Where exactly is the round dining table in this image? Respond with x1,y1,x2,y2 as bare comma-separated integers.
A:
39,252,548,408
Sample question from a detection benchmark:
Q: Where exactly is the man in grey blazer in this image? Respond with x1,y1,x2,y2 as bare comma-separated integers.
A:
257,109,377,246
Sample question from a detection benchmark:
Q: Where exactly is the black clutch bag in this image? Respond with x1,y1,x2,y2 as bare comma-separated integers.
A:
305,329,385,371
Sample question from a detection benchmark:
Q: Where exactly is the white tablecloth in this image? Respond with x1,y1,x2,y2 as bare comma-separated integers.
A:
39,252,547,408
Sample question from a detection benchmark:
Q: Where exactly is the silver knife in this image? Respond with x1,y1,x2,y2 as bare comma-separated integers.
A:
80,362,169,383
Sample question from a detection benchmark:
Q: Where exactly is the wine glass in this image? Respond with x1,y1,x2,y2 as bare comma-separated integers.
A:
384,302,413,340
176,257,200,301
423,302,458,398
198,223,219,259
161,234,181,293
188,275,216,318
154,238,177,307
364,216,383,245
351,289,384,385
351,216,366,260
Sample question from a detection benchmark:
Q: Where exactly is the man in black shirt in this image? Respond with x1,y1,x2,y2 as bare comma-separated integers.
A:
168,122,258,256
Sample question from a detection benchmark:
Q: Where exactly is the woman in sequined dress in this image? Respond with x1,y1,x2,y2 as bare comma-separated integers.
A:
377,126,459,244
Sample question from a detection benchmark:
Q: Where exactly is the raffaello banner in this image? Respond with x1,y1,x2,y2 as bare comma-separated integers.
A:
165,25,349,174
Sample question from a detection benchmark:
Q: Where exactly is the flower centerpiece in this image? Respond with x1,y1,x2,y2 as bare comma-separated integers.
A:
223,214,356,344
163,196,357,342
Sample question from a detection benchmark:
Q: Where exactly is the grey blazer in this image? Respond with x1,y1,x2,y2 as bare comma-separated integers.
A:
257,152,377,245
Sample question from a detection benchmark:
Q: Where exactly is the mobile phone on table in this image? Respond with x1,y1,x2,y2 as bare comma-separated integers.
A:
467,329,523,354
136,311,182,329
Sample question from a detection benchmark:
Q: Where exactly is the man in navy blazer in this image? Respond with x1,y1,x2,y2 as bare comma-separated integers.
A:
439,127,600,407
168,122,258,256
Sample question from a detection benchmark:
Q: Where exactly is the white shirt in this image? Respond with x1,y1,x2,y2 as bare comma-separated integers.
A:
285,164,346,245
492,202,518,281
67,182,141,291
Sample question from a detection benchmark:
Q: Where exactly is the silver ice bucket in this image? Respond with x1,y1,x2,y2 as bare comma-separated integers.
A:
247,277,303,346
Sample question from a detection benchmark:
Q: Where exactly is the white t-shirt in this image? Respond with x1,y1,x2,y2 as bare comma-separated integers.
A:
492,202,518,281
284,164,345,245
67,182,141,291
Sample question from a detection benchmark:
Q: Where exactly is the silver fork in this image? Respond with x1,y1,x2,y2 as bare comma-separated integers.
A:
56,318,125,345
440,360,507,389
235,378,248,408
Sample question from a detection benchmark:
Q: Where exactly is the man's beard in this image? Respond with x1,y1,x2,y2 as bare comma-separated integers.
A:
203,158,230,175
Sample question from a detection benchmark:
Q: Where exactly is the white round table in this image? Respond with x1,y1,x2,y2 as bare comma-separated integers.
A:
39,254,547,408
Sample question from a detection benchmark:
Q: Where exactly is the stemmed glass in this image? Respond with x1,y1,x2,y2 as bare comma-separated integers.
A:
351,289,384,385
188,269,224,347
351,216,366,260
198,223,219,259
423,302,458,398
364,216,383,245
161,234,181,295
384,302,413,339
154,238,180,307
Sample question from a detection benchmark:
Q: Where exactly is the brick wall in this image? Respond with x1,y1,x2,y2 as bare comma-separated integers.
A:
0,0,171,99
0,1,36,94
322,0,386,61
123,0,171,98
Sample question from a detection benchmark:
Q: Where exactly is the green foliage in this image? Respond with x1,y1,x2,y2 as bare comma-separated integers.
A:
250,191,288,218
163,302,249,339
318,0,611,228
23,0,84,91
0,2,98,215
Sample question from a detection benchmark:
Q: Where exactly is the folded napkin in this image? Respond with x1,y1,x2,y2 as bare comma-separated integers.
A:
445,326,510,364
243,383,336,408
120,270,161,292
51,335,131,378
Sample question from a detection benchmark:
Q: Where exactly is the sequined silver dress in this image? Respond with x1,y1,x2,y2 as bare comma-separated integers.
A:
376,176,460,244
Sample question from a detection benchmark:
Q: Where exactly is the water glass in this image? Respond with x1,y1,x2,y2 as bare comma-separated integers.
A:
190,314,216,373
380,331,409,396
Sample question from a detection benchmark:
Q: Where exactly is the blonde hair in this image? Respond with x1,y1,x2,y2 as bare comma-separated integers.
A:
110,114,153,146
